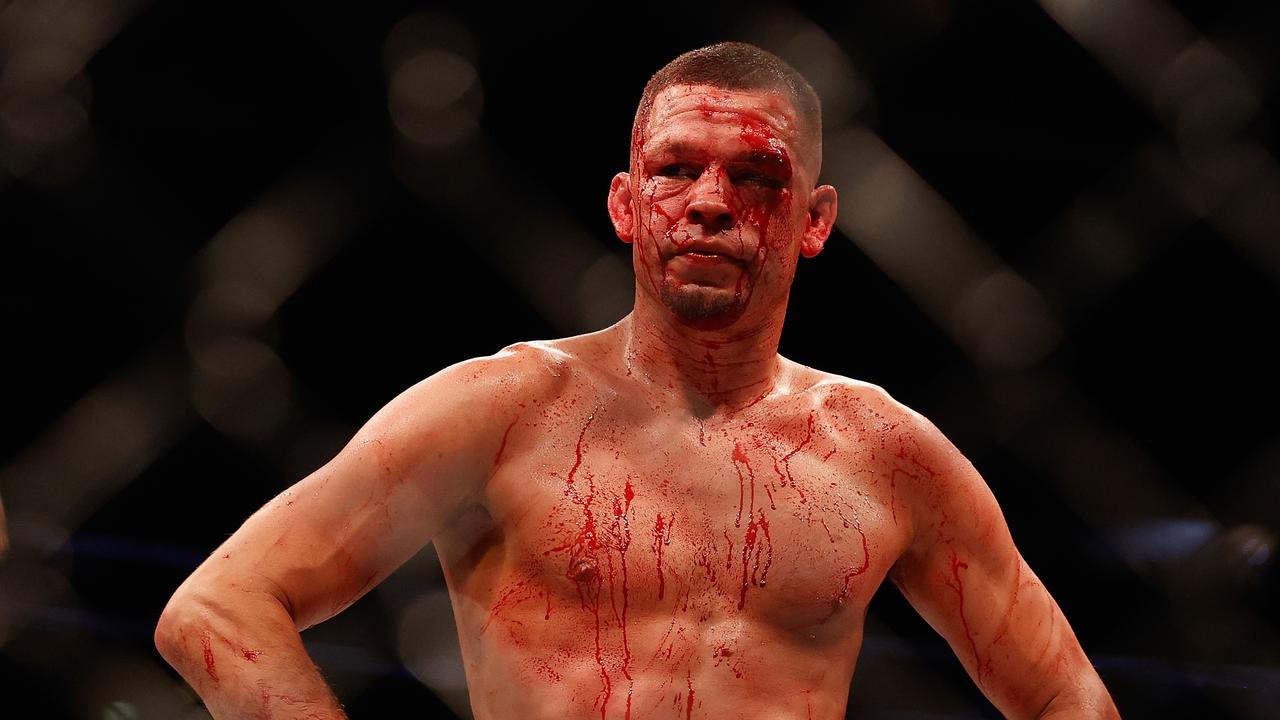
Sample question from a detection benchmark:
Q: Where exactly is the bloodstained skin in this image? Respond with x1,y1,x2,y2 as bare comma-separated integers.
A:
738,509,773,610
200,630,219,683
483,89,890,717
731,442,754,528
685,669,696,719
695,94,793,257
495,417,520,466
652,512,672,600
615,477,636,719
540,407,633,719
944,549,982,683
888,424,993,685
776,411,816,502
631,88,794,342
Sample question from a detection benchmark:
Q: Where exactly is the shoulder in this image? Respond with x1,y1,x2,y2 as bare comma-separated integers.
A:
344,341,573,462
796,367,997,548
396,340,575,409
788,362,917,432
792,363,959,473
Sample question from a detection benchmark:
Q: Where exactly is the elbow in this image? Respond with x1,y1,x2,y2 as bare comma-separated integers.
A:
154,591,199,664
153,578,224,664
153,576,298,664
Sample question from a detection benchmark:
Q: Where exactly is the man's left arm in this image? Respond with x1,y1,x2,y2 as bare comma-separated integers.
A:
884,404,1120,719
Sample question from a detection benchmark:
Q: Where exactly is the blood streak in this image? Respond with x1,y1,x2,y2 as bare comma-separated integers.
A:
548,407,616,716
481,580,534,634
776,410,816,503
200,631,218,683
565,411,597,497
991,556,1022,647
685,670,696,720
830,524,872,616
614,477,636,719
241,648,261,662
943,548,985,684
652,512,673,599
735,106,792,251
818,517,837,544
494,416,519,466
738,508,774,609
887,468,910,525
1034,604,1058,666
731,442,755,527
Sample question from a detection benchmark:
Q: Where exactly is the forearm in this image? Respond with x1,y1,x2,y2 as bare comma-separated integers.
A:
155,588,347,720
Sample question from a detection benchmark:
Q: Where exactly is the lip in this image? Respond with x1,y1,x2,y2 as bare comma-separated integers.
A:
677,251,737,265
671,238,744,262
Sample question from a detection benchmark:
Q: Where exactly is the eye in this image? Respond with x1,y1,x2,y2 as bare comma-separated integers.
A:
735,172,783,188
657,164,700,179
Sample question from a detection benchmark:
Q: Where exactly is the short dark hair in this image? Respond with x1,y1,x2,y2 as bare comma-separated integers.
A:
631,42,823,175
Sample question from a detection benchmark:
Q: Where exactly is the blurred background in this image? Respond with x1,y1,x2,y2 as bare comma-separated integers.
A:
1,0,1277,717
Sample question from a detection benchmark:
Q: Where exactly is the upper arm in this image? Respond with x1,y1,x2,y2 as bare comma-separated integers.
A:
173,344,543,631
883,402,1099,718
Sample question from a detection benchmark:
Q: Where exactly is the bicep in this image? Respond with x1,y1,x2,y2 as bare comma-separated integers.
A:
182,354,519,631
887,414,1091,718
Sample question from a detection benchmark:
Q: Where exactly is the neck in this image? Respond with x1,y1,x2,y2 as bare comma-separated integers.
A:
617,294,790,417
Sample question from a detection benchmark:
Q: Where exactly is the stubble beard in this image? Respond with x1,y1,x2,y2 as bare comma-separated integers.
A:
659,278,748,321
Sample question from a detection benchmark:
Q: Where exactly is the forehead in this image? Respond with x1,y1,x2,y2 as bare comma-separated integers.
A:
642,84,801,155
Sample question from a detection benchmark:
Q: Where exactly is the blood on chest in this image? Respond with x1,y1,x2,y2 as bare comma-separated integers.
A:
464,413,906,647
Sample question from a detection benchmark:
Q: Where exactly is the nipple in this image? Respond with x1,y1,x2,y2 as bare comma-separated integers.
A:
568,558,600,583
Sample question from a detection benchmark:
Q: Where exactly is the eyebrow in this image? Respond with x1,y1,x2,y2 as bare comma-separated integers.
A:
646,141,789,166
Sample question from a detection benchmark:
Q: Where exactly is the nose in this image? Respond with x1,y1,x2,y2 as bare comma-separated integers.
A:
685,165,735,232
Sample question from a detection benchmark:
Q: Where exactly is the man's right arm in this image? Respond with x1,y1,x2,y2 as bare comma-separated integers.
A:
154,344,543,719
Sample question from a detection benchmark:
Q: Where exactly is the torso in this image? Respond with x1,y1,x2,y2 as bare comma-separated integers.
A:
432,334,916,720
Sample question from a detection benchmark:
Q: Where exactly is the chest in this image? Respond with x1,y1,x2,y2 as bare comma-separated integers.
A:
450,398,910,638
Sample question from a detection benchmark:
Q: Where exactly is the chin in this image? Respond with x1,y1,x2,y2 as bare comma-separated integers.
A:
660,282,750,329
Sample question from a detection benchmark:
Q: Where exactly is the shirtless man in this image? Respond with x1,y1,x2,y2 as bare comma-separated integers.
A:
155,42,1119,719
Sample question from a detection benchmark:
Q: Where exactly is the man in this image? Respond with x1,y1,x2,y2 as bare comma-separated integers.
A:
155,42,1119,719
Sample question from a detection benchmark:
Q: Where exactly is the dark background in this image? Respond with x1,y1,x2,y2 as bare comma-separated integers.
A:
1,0,1278,717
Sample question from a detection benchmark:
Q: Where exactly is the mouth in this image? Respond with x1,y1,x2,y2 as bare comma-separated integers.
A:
677,251,738,266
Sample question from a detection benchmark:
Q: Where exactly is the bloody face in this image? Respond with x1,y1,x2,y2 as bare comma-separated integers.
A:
629,84,812,326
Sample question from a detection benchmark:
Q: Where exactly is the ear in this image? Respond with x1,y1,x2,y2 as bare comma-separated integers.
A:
800,184,837,259
608,172,635,243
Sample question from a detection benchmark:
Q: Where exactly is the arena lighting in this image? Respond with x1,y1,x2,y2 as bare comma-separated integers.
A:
187,175,355,442
397,589,471,717
386,12,632,337
826,126,1063,371
1039,0,1280,281
384,13,484,152
0,0,143,185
